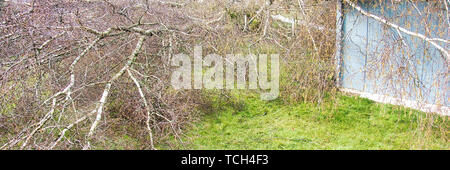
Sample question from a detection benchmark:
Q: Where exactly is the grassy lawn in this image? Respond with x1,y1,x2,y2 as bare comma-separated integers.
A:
160,92,449,150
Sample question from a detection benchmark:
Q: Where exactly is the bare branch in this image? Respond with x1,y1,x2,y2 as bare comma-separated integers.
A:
20,98,57,149
127,68,155,150
83,35,146,150
345,0,449,62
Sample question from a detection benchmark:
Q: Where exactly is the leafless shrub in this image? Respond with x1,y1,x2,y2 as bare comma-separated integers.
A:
0,0,217,150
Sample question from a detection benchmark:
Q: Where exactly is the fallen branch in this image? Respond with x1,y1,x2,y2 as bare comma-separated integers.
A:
270,14,330,32
127,68,156,150
157,0,186,8
49,110,93,149
20,98,57,149
83,34,146,150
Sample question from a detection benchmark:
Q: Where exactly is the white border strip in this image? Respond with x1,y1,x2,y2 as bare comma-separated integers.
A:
341,88,449,116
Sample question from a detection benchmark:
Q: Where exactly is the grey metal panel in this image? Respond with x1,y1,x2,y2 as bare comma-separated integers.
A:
341,0,449,107
341,1,368,92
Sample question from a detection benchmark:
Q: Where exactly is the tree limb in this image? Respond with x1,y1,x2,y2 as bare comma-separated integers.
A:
345,0,449,62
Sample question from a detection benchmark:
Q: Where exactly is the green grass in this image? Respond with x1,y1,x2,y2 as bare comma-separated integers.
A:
159,92,449,150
